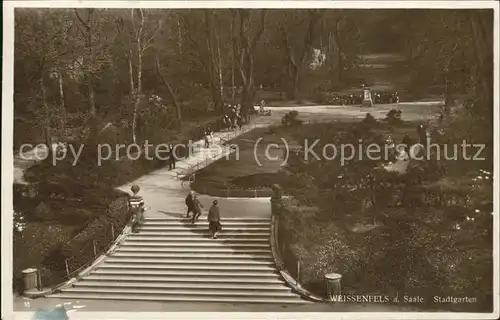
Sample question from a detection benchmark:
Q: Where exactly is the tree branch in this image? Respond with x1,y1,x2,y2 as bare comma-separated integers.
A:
143,18,163,52
74,9,90,30
250,10,266,52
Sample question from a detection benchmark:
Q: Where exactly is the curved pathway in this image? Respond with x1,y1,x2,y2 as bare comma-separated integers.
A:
116,123,273,219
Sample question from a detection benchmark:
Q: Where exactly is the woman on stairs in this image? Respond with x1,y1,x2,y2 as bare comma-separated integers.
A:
191,194,204,224
208,200,222,239
185,191,194,219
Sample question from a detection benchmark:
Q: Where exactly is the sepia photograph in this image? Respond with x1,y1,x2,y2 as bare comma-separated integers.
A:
2,1,499,319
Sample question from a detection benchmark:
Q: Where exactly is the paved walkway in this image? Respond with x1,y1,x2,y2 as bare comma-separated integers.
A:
116,123,272,219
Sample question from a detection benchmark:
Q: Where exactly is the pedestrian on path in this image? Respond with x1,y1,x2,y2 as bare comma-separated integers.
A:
204,128,212,148
191,194,204,224
185,191,195,219
208,200,222,239
168,144,176,170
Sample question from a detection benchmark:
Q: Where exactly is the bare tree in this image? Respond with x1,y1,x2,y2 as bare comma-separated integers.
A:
233,9,266,120
279,10,324,100
74,9,97,117
155,54,183,125
129,8,162,144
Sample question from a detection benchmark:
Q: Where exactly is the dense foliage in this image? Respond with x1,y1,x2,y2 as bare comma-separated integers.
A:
279,112,493,311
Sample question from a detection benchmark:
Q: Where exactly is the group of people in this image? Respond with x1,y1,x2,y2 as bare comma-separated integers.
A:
220,103,243,131
326,92,364,105
325,91,400,105
128,186,223,239
185,191,222,239
372,91,400,104
384,123,432,162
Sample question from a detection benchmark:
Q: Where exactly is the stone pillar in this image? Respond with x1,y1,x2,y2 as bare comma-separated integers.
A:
23,268,38,293
22,268,49,298
270,184,284,216
362,88,373,107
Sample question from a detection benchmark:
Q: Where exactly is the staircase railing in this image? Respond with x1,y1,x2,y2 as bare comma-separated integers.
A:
269,195,325,302
39,200,135,294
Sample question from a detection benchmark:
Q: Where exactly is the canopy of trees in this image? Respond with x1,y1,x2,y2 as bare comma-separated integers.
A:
14,9,493,149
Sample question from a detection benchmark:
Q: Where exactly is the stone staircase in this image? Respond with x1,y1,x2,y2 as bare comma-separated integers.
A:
49,217,307,304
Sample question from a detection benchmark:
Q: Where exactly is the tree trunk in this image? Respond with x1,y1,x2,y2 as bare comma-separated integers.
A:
56,71,66,134
132,9,144,144
286,62,299,100
231,16,236,102
74,9,96,118
132,96,140,144
332,19,343,83
282,10,323,101
87,78,96,117
40,74,52,155
214,20,224,102
204,11,223,112
128,49,135,96
469,12,493,118
236,10,266,118
87,15,96,117
57,72,65,110
177,15,183,54
156,56,182,125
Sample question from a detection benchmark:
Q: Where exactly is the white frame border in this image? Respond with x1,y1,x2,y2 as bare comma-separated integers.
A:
2,1,499,320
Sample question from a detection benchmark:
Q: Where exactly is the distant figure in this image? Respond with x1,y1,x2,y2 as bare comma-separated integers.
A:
185,191,194,219
168,144,176,170
191,194,204,224
401,134,413,154
129,184,145,233
204,128,211,148
417,123,428,145
438,112,445,124
208,200,222,239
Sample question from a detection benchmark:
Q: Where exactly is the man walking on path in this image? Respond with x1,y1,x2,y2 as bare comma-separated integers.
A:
168,144,176,170
185,191,194,219
191,194,204,224
208,200,222,239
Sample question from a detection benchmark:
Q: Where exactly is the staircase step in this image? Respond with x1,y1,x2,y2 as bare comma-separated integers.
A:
111,252,274,260
97,263,276,272
75,280,289,291
129,232,270,237
59,287,298,298
120,242,270,248
84,274,285,284
145,217,271,222
116,247,271,254
50,293,307,304
105,257,275,266
142,221,270,227
92,269,279,277
138,226,269,232
123,237,269,242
